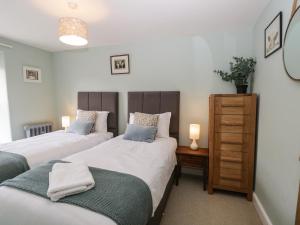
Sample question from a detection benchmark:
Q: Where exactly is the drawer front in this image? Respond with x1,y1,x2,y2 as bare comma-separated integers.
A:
214,133,252,153
213,167,248,189
215,96,251,115
220,161,243,170
215,115,251,133
219,143,245,152
218,133,245,145
178,155,204,168
214,151,248,171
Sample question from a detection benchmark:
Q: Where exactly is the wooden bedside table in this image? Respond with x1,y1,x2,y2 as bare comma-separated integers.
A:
176,146,209,190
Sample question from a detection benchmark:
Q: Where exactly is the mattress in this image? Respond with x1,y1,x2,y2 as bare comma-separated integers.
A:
0,130,113,168
0,135,177,225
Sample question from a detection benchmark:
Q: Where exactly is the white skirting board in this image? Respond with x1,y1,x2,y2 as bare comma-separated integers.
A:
253,193,273,225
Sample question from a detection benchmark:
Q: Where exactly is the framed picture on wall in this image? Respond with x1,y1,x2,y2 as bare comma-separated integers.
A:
265,12,282,58
110,54,130,75
23,66,42,83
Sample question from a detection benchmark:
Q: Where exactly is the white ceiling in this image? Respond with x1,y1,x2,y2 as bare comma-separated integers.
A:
0,0,270,52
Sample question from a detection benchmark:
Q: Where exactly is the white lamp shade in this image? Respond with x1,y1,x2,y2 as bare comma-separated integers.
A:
189,124,200,140
58,17,88,46
62,116,70,128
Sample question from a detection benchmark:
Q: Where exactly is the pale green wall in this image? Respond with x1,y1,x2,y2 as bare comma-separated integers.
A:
0,37,57,140
0,29,253,144
253,0,300,224
53,30,253,146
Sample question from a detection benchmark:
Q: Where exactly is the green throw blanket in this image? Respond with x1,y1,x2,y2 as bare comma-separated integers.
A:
0,151,30,183
1,161,153,225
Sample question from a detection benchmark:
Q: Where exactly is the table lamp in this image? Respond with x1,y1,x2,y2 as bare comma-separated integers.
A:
189,124,200,150
62,116,70,131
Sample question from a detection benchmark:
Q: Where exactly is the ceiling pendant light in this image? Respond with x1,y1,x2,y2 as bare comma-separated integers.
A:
58,17,88,46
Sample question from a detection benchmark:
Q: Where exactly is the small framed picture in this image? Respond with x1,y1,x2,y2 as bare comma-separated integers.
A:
110,54,130,75
265,12,282,58
23,66,42,83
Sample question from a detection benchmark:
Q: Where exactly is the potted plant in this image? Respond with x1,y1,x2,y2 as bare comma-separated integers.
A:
214,57,256,94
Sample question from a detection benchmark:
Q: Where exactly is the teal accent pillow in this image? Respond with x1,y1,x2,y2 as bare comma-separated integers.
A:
123,124,157,143
66,120,94,135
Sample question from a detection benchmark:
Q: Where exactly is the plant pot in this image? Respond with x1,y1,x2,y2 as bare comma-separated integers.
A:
236,84,248,94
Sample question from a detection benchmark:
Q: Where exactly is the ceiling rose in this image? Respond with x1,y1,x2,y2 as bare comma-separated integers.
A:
58,17,88,46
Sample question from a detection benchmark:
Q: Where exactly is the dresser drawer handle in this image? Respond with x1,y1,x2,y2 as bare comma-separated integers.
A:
221,104,245,107
221,157,242,163
220,175,242,181
220,123,244,126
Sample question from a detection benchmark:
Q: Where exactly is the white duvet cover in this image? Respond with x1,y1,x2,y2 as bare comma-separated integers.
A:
0,135,177,225
0,130,113,168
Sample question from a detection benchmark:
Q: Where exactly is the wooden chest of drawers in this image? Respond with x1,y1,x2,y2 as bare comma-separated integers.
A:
208,94,257,201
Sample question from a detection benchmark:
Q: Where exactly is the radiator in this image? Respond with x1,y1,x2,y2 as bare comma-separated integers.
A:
24,122,53,138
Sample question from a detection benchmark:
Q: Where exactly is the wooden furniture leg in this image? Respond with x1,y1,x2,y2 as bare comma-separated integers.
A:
175,165,181,186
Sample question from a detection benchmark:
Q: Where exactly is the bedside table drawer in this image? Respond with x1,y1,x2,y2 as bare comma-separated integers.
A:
181,160,204,168
178,155,204,168
179,154,202,162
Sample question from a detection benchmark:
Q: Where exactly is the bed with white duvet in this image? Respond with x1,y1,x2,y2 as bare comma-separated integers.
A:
0,130,113,168
0,135,177,225
0,96,118,183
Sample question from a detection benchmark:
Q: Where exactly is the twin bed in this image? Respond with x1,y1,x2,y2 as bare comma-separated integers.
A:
0,91,180,225
0,92,118,182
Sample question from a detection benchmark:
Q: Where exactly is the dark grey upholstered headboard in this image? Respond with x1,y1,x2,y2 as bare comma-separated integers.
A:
128,92,180,141
78,92,118,137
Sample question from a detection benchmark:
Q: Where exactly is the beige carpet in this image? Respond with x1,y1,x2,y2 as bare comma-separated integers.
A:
160,175,262,225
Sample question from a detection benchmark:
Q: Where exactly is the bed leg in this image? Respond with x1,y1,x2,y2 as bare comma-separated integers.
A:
175,165,180,186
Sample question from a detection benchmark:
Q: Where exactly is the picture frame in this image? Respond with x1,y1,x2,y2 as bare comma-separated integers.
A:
110,54,130,75
23,66,42,83
265,12,282,58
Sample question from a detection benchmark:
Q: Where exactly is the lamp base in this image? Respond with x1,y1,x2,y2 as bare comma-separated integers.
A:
190,139,198,150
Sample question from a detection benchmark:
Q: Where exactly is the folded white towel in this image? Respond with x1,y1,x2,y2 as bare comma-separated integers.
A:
47,162,95,201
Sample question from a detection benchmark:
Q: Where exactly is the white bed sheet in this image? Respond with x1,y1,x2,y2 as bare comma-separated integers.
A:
0,135,177,225
0,130,113,168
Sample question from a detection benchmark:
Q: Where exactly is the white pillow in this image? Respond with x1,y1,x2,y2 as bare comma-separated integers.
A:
156,112,171,138
129,113,135,124
95,111,109,133
129,112,171,138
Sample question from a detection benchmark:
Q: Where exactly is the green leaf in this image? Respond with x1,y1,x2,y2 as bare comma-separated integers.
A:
213,57,256,85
